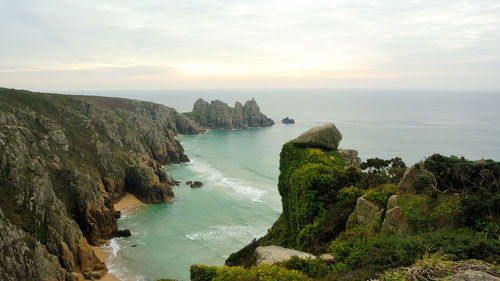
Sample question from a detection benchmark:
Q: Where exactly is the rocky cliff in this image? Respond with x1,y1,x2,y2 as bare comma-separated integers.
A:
212,124,499,281
0,88,203,280
184,98,274,130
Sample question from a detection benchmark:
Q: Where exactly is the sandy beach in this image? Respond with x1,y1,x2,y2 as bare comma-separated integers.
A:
93,245,121,281
94,193,145,281
114,193,144,211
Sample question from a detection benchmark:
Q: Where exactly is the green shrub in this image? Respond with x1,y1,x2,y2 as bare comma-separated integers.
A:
280,256,331,279
190,265,217,281
329,229,368,262
365,184,398,209
328,228,499,279
398,194,432,232
209,265,312,281
412,174,430,193
424,154,500,193
337,186,364,202
278,143,348,247
427,194,462,230
359,157,407,189
460,193,500,238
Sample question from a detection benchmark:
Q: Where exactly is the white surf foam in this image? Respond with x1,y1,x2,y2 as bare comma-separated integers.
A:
185,225,266,241
109,238,120,257
187,159,266,202
220,177,265,202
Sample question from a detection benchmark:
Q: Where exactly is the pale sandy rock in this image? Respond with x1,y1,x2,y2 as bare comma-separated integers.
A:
256,246,315,265
449,271,499,281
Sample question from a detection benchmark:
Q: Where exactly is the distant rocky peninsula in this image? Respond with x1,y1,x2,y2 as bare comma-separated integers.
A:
183,98,274,130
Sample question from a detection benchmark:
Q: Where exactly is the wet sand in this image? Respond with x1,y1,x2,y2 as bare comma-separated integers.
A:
94,193,145,281
93,245,121,281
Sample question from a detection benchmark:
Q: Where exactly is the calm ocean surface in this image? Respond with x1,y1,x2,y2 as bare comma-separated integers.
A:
72,89,500,281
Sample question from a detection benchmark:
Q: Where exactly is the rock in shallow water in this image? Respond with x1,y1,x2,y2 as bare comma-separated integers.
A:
190,181,203,188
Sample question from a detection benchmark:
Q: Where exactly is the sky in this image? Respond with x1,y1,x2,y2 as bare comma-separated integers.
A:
0,0,499,91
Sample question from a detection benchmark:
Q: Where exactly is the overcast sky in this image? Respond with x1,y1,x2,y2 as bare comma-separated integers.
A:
1,0,499,91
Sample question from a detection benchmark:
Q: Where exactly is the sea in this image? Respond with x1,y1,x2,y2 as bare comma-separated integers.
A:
67,89,500,281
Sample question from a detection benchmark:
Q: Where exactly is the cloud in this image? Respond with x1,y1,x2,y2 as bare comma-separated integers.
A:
0,0,499,90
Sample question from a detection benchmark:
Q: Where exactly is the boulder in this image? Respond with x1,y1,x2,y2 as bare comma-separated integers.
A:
398,164,435,193
386,194,398,210
354,196,385,227
115,229,131,237
449,271,499,281
191,181,203,188
292,123,342,150
186,181,192,185
337,149,361,168
255,246,315,265
381,195,409,236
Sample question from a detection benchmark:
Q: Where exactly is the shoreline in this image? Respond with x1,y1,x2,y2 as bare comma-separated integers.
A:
93,245,121,281
94,192,145,281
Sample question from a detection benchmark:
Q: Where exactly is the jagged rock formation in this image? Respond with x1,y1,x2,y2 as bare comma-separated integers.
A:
292,123,342,150
281,117,295,124
0,88,203,280
184,98,274,130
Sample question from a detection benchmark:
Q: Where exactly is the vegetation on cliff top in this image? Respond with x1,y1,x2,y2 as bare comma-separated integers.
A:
219,139,499,281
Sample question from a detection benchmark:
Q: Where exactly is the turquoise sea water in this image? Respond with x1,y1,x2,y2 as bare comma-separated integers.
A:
81,90,500,281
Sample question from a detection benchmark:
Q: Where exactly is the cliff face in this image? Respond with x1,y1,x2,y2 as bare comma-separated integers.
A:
0,88,203,280
184,98,274,130
221,125,499,281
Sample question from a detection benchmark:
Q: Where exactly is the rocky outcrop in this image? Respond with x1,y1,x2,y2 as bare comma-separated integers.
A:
281,117,295,124
449,271,499,281
350,196,385,228
0,88,202,280
292,123,342,150
190,181,203,188
381,195,409,236
125,165,174,204
255,246,315,265
398,164,435,193
337,149,361,168
184,98,274,130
